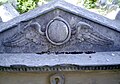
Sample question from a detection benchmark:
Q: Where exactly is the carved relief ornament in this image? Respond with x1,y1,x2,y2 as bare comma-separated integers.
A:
46,17,71,45
3,22,44,47
76,22,114,45
3,17,113,48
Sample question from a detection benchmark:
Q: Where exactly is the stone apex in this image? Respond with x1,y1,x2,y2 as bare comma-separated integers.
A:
0,0,120,33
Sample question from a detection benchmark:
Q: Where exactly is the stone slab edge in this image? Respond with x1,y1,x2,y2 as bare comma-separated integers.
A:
0,51,120,67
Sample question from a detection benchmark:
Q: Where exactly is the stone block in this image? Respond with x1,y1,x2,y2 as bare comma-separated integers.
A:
0,3,19,22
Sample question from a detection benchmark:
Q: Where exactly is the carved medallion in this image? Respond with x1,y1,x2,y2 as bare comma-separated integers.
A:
46,17,71,45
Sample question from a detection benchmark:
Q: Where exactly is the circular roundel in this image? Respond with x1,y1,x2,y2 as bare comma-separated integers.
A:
46,17,71,45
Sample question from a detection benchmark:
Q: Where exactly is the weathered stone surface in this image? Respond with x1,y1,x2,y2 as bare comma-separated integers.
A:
0,1,120,84
115,10,120,21
0,0,120,53
48,20,68,42
0,52,120,67
46,17,71,45
0,3,19,22
50,74,64,84
0,17,2,23
0,71,120,84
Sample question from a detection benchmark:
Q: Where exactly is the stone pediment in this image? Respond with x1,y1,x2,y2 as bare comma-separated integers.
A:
0,0,120,53
0,0,120,74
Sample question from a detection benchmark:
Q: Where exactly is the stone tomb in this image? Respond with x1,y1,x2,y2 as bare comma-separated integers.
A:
0,0,120,84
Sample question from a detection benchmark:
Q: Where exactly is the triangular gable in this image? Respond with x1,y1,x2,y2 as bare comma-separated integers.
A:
0,0,120,53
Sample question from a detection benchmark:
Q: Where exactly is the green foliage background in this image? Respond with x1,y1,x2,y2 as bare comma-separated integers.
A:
16,0,51,13
0,0,49,14
17,0,39,14
0,0,8,5
83,0,97,9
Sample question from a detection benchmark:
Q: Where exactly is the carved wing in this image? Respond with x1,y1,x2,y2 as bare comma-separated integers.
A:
3,22,44,47
76,22,114,46
3,32,28,47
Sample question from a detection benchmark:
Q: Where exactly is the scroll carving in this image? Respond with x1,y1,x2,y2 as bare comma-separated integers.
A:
75,22,114,46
